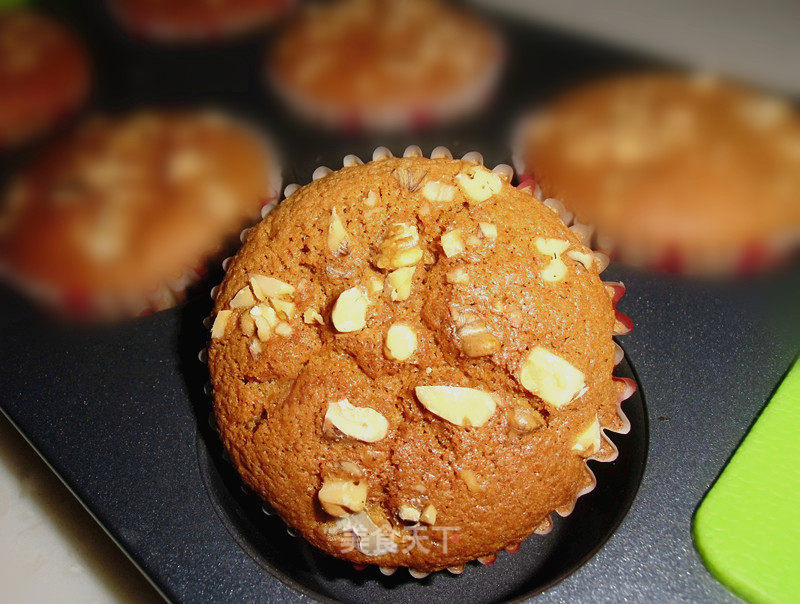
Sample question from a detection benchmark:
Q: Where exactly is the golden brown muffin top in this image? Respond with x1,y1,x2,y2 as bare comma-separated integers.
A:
208,155,626,571
0,110,279,311
0,10,90,147
517,72,800,272
270,0,501,112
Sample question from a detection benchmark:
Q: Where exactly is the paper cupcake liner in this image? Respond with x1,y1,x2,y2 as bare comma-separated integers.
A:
511,110,800,276
107,0,295,43
201,144,637,580
265,30,505,132
0,112,282,321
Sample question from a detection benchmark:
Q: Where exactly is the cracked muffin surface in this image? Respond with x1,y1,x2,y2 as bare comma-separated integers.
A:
208,155,627,571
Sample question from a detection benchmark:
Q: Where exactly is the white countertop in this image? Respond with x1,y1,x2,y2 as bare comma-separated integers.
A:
0,414,161,603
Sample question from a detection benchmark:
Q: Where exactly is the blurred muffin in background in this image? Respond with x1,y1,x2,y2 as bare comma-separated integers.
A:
267,0,504,131
0,10,91,149
108,0,293,42
514,72,800,275
0,110,281,319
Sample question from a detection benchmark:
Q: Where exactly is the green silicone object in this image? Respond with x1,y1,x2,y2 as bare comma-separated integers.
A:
694,357,800,603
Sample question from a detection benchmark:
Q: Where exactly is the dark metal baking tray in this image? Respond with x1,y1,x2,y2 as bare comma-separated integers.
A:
1,1,798,601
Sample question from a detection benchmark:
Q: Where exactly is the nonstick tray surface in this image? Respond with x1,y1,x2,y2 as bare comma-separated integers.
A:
1,2,798,602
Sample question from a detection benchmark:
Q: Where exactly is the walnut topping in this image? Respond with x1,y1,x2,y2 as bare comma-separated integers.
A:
251,304,278,341
508,405,545,434
398,504,421,523
420,504,437,525
239,312,256,336
229,286,256,309
328,207,350,256
457,469,484,493
455,167,502,203
440,229,465,257
363,271,385,298
318,478,368,517
392,166,427,192
534,238,570,256
386,266,415,301
478,222,497,240
274,321,293,337
270,297,297,321
518,347,585,408
248,339,262,358
249,275,295,298
572,415,601,456
384,323,418,361
455,310,500,357
331,287,369,332
534,238,571,283
211,310,232,339
415,386,497,427
376,223,423,269
339,461,363,479
446,267,469,284
303,308,324,324
325,399,389,443
421,181,456,202
364,190,379,207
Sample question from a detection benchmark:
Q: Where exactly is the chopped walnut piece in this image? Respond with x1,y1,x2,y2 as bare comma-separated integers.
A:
376,223,423,269
318,478,367,517
454,310,500,357
249,275,295,298
328,207,350,256
518,347,585,408
274,321,293,337
270,297,297,320
331,287,369,332
420,504,437,525
508,406,545,434
421,181,456,202
572,415,601,456
440,229,465,257
446,267,469,284
386,266,415,301
478,222,497,240
457,469,484,493
384,323,418,361
325,399,389,443
239,312,256,336
364,190,379,207
398,504,421,523
303,308,324,324
415,386,497,427
392,166,427,192
229,286,256,309
211,310,232,339
455,167,502,203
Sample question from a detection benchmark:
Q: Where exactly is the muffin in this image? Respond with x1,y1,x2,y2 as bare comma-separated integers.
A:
108,0,293,42
267,0,503,131
0,110,281,318
207,148,634,574
513,72,800,274
0,10,91,149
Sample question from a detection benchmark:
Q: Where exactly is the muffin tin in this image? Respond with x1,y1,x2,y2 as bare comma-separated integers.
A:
0,1,798,602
